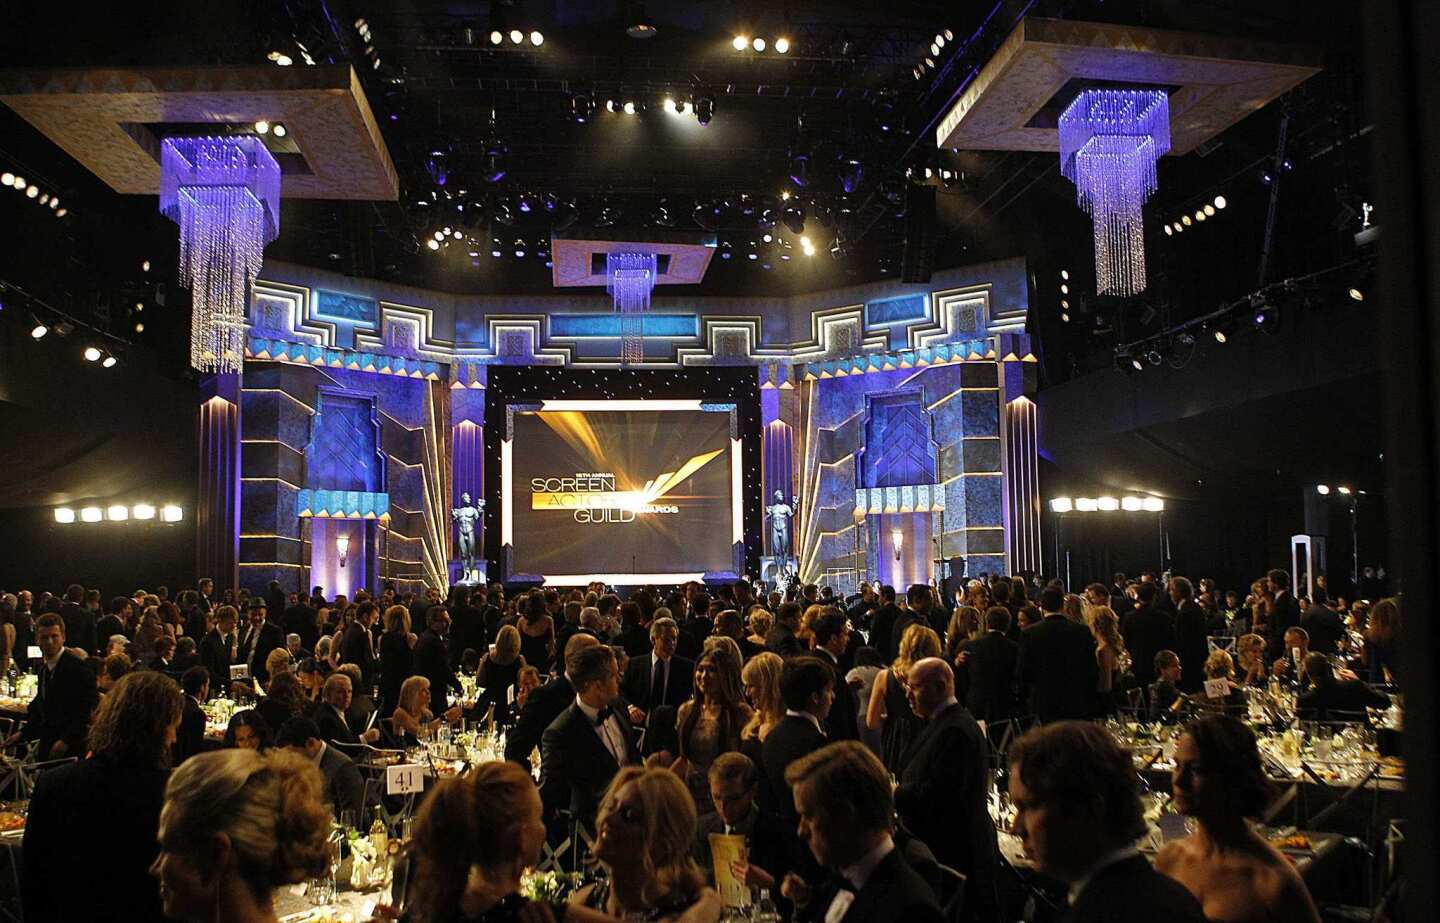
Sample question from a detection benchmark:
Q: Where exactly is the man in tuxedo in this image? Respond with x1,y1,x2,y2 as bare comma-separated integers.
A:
239,600,287,686
762,656,834,831
867,586,902,659
615,601,652,657
1121,582,1176,688
284,592,319,652
277,717,367,820
96,597,132,649
59,584,98,656
1300,587,1345,655
316,673,382,746
451,588,489,668
1267,569,1302,659
1170,577,1209,694
1007,722,1205,923
506,634,601,807
810,610,859,741
955,606,1018,724
847,583,879,632
196,578,215,615
540,644,640,829
414,606,463,713
265,580,287,618
895,659,996,920
5,614,97,759
174,666,210,764
1017,588,1098,723
780,741,944,923
621,617,694,725
888,585,935,661
765,601,806,658
681,593,714,646
340,601,379,686
1298,653,1390,720
200,605,241,697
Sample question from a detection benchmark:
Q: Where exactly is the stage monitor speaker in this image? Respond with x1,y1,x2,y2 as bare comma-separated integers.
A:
901,185,937,283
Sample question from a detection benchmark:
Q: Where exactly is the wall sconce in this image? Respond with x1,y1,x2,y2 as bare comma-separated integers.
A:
891,528,903,561
336,534,350,568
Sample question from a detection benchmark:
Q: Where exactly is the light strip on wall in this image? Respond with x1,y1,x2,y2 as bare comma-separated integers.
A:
501,438,513,546
731,439,744,545
538,399,704,412
536,573,707,586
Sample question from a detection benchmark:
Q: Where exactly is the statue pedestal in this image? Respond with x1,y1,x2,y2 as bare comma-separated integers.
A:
760,556,795,588
450,560,488,587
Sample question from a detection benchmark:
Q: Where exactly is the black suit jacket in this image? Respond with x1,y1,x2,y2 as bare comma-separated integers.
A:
22,753,169,922
1173,600,1210,694
957,630,1019,723
95,613,126,648
617,625,652,658
1121,605,1176,686
1064,854,1205,923
175,696,207,764
540,700,640,826
60,602,99,655
414,629,461,712
25,651,98,759
318,742,367,818
1269,592,1302,656
622,653,695,712
761,714,827,827
894,703,996,896
798,847,944,923
506,673,575,808
451,604,488,667
815,648,859,741
316,703,363,747
284,603,319,651
1298,680,1390,720
765,622,805,658
1018,614,1098,723
869,603,903,661
378,630,414,714
241,620,288,685
340,621,376,683
1301,606,1345,655
199,627,239,697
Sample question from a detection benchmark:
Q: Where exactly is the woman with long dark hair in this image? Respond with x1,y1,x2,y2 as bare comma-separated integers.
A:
672,647,752,811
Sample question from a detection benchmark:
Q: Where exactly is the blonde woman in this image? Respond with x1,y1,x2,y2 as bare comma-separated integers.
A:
740,652,784,742
571,767,721,921
1063,593,1087,626
866,623,942,771
1236,633,1268,687
1088,605,1127,712
150,749,331,923
393,675,462,744
479,624,527,723
1195,650,1246,712
745,606,772,649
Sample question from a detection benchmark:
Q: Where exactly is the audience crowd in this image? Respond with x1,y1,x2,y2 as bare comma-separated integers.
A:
0,566,1399,923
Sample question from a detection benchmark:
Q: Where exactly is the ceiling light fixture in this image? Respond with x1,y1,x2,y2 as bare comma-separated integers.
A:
774,37,790,54
733,35,749,51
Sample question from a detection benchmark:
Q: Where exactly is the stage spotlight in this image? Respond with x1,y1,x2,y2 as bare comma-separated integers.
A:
1195,209,1206,222
800,236,815,256
1097,496,1119,511
272,123,287,138
133,503,156,520
1075,498,1099,512
1146,347,1163,366
1316,484,1331,495
1337,485,1353,495
1049,497,1073,513
733,35,749,51
1142,497,1165,512
1130,351,1144,371
254,120,270,134
102,353,117,368
530,30,543,46
509,29,524,44
161,505,183,522
29,315,48,339
1214,195,1227,209
491,247,502,257
623,100,637,115
80,507,102,523
54,508,75,524
1181,214,1192,226
9,176,21,189
427,239,440,250
774,37,790,54
0,173,11,186
1348,286,1364,302
935,33,946,47
606,98,618,113
25,185,38,198
752,37,766,52
695,95,714,125
1173,221,1184,233
1213,328,1228,344
107,504,128,521
134,323,145,333
1164,224,1173,236
944,28,954,40
55,208,67,217
1060,269,1069,280
762,232,773,243
1060,313,1070,322
930,42,940,56
1203,204,1216,216
747,252,758,261
663,96,677,114
572,94,595,122
490,30,503,45
83,346,101,362
1121,496,1143,511
924,56,936,69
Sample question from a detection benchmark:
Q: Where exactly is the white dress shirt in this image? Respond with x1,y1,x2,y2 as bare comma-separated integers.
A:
784,708,825,737
575,695,626,765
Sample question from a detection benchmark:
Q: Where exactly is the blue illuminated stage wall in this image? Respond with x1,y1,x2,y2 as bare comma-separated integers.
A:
200,257,1039,594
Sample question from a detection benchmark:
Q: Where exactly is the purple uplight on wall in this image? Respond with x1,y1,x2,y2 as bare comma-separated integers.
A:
1058,89,1170,296
159,136,281,373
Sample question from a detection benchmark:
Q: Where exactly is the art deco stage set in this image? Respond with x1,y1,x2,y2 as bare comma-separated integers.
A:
208,255,1042,597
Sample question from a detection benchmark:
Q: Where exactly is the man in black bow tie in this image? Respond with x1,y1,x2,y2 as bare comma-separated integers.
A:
780,741,943,923
541,644,640,830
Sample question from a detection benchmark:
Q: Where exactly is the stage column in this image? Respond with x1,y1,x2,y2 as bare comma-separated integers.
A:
197,373,241,594
760,363,801,582
999,334,1042,577
450,363,487,585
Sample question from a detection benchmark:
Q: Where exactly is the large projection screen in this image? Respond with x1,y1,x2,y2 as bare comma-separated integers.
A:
502,400,743,584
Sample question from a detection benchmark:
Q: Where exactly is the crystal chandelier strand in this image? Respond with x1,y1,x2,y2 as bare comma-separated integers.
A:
1058,90,1170,297
159,136,281,373
607,252,657,366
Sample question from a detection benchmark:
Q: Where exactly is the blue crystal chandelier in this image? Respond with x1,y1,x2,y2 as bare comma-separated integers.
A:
1058,89,1171,296
607,252,657,365
159,136,281,373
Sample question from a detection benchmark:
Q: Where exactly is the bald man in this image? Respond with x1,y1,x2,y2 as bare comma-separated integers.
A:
895,658,998,920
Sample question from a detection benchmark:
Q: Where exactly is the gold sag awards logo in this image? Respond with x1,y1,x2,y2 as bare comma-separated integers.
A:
531,449,724,523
